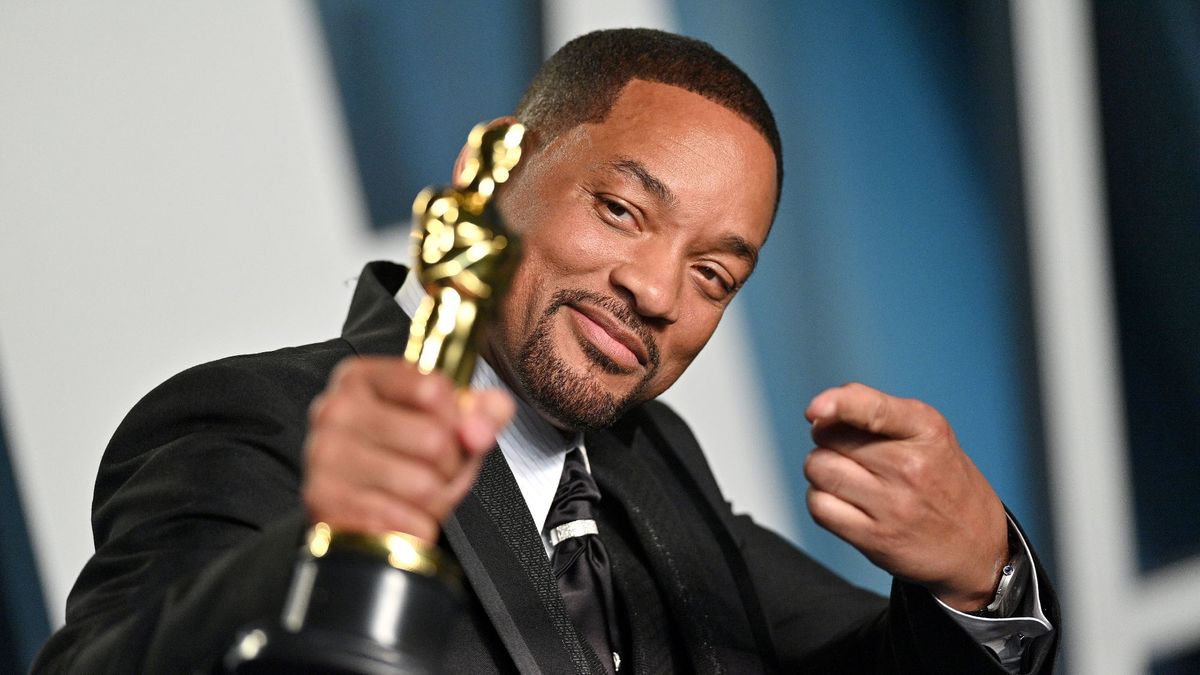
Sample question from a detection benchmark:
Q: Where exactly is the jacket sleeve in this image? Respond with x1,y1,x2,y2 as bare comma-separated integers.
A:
731,513,1060,674
640,399,1061,674
33,347,342,674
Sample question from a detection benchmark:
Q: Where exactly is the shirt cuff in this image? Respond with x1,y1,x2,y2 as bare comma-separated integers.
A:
934,514,1054,671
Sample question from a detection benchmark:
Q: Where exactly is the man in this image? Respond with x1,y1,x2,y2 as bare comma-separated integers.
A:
36,29,1057,673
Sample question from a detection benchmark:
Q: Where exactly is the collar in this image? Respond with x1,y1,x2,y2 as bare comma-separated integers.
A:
396,272,582,555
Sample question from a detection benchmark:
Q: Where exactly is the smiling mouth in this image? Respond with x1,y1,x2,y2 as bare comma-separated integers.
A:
565,303,650,374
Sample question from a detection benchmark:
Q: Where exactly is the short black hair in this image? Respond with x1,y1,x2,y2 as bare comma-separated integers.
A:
515,28,783,210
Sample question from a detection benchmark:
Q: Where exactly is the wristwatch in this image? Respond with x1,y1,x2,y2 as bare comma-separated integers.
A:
969,528,1030,618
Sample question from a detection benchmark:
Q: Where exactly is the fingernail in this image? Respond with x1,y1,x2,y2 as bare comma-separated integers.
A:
457,391,479,415
462,414,496,454
810,397,835,420
479,391,515,428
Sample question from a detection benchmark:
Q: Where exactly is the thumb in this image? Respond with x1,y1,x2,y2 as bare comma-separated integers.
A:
456,389,515,455
472,389,516,430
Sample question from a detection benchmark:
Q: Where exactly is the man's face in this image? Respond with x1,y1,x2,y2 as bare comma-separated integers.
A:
487,80,778,431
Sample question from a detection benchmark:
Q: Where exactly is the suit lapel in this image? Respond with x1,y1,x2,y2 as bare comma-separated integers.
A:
443,450,606,675
587,425,767,675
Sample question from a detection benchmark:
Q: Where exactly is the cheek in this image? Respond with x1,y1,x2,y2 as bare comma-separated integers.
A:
499,259,545,337
647,312,721,395
523,219,617,283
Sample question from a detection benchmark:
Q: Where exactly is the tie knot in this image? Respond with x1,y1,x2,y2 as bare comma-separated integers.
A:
545,449,601,533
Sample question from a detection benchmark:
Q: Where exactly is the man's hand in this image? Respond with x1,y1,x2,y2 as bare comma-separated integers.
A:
303,357,515,543
803,382,1008,611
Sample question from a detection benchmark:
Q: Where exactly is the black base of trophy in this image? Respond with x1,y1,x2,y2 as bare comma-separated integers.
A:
225,543,462,675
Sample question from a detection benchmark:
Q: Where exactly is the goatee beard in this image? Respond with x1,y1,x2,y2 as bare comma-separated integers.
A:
513,289,660,432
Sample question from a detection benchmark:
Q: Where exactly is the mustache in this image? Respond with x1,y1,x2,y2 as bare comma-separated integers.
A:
544,288,661,368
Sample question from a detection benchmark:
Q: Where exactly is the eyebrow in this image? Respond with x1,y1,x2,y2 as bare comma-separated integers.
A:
719,233,759,274
606,158,760,274
608,158,678,208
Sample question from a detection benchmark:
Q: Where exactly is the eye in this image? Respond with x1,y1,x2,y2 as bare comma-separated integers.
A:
695,264,736,300
604,199,628,219
592,194,639,231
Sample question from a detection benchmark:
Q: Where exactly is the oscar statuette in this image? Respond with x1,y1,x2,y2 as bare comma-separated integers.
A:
225,122,525,674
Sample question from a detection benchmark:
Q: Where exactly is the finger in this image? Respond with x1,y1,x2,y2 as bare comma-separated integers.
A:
310,394,464,480
803,447,885,513
456,390,515,456
809,418,885,453
311,485,442,542
806,487,875,550
307,430,464,517
444,453,485,507
342,453,464,520
473,389,516,430
806,382,932,440
331,357,458,428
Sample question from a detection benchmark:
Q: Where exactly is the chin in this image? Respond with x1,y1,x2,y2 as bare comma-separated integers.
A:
502,286,662,431
509,332,646,432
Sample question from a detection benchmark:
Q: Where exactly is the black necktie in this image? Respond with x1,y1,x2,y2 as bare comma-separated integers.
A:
547,449,622,674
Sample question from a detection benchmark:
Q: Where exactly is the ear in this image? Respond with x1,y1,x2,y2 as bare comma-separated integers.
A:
452,115,522,183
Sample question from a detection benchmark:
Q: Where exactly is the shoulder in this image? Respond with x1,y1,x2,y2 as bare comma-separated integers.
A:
621,399,705,470
93,339,354,526
622,399,731,515
110,338,352,451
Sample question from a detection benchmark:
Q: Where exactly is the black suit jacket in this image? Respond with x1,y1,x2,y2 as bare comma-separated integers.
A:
35,261,1059,673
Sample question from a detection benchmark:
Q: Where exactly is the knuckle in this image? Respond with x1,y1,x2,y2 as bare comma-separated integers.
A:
311,395,354,428
303,430,336,465
867,395,890,434
898,451,930,485
805,452,838,489
912,400,950,439
805,487,822,514
929,414,952,441
308,393,328,420
802,449,821,479
806,488,829,518
330,358,365,388
414,373,452,407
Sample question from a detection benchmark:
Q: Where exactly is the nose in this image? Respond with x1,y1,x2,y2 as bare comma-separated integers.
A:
609,249,683,323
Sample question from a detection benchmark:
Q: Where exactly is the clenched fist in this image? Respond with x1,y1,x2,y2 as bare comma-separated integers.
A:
303,357,515,543
803,382,1008,611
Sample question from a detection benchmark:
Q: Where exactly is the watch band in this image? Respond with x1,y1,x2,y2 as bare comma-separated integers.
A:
969,526,1030,618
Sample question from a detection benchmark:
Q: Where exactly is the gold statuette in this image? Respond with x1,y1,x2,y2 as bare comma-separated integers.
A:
226,122,526,675
405,121,525,386
313,121,527,584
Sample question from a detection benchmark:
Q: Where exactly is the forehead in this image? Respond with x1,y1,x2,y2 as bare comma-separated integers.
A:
550,80,778,246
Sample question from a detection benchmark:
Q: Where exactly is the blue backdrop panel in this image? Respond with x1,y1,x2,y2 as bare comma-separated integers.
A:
315,0,543,230
0,391,51,672
675,0,1046,593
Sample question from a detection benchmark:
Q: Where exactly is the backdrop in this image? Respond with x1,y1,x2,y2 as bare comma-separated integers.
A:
2,2,1196,673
